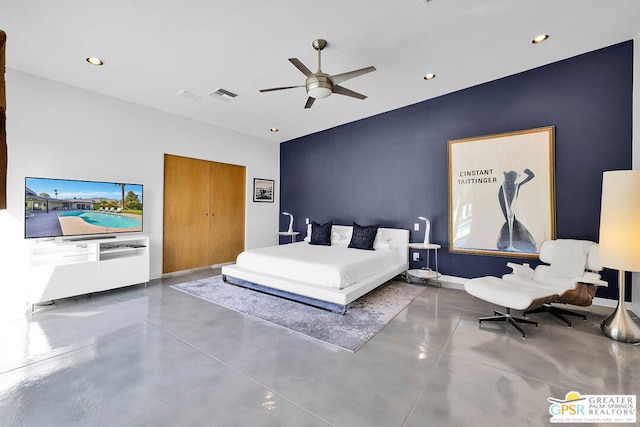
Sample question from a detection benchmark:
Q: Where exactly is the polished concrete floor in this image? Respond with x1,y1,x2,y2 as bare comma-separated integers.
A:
1,270,639,427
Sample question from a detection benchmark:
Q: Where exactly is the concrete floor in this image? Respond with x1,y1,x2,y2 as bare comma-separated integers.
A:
1,270,638,426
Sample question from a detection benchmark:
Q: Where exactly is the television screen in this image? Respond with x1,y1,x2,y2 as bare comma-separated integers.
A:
25,177,143,239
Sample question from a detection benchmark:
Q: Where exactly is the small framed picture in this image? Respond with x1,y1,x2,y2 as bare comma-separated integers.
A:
253,178,274,202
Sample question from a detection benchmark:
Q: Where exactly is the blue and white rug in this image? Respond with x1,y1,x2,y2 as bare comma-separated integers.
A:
171,275,424,352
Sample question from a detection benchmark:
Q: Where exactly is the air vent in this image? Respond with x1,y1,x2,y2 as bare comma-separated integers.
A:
176,90,202,101
208,87,238,101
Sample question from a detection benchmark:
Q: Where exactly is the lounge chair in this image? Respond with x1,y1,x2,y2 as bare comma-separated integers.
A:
464,239,606,337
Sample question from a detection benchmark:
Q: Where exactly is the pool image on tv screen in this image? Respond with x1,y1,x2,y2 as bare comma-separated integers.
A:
25,177,143,239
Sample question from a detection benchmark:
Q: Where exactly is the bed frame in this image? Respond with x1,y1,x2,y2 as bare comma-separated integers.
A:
221,226,409,314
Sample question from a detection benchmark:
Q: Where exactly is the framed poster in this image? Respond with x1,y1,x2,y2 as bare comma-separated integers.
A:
253,178,274,202
448,126,555,257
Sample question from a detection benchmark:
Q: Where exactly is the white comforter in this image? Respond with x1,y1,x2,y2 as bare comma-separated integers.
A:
235,242,401,290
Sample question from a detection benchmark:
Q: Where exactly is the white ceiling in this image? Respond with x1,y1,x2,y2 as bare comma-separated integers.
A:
2,1,640,144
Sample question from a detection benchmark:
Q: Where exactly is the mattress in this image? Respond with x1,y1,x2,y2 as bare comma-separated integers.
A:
235,241,401,290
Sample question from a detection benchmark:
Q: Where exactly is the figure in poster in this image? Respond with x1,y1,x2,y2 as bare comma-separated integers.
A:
497,168,537,252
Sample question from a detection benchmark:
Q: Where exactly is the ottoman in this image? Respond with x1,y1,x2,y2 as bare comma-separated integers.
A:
464,276,560,338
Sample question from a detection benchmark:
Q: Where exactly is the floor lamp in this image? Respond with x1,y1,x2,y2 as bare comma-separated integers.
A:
599,170,640,343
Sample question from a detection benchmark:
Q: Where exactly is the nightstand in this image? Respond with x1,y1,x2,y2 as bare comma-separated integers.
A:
277,231,300,245
407,243,441,287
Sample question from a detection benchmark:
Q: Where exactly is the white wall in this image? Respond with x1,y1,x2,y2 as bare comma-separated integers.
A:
0,69,280,317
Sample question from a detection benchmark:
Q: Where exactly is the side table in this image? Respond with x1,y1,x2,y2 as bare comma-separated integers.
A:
407,243,441,287
277,231,300,245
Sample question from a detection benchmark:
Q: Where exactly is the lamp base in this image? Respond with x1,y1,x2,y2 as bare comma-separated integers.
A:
601,304,640,344
600,270,640,344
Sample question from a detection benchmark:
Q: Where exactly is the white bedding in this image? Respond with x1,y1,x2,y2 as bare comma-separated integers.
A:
235,241,401,290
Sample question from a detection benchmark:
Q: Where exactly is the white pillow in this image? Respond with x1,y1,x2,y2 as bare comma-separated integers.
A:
373,239,391,250
373,229,392,250
331,228,352,246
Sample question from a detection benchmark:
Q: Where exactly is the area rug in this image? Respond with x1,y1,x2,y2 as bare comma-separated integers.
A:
170,275,424,352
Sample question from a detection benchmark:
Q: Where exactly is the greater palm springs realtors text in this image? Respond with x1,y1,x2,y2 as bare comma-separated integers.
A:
457,169,498,185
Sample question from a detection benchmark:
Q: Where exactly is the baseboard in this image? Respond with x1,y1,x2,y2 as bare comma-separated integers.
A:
438,275,466,290
593,297,640,317
161,267,640,317
630,301,640,316
161,262,232,279
592,297,618,309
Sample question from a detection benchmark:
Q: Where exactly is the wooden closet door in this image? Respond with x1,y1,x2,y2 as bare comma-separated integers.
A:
209,162,245,265
163,154,211,273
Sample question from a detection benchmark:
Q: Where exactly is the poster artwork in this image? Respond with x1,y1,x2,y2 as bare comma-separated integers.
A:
449,127,555,257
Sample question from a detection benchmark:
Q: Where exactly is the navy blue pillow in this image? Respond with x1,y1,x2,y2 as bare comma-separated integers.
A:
348,222,379,250
310,221,332,246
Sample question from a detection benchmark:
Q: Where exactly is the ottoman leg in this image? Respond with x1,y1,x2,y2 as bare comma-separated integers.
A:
479,307,538,338
524,303,587,327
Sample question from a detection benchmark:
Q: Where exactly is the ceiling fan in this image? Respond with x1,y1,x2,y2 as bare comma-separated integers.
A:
259,39,376,109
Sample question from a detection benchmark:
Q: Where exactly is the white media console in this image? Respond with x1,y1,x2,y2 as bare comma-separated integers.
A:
29,235,150,307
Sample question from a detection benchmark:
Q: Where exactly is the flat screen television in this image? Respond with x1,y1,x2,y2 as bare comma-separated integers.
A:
25,177,143,240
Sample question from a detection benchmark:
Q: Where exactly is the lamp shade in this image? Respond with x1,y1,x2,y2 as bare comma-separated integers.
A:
599,170,640,272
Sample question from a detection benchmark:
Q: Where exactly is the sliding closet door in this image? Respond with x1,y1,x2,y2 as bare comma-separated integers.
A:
163,154,246,274
163,154,211,273
209,162,245,265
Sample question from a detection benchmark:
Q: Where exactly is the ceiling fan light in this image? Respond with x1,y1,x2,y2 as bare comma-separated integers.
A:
306,74,333,99
308,87,332,99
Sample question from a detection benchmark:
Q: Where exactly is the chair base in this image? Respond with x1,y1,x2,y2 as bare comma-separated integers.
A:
479,307,538,338
524,303,586,327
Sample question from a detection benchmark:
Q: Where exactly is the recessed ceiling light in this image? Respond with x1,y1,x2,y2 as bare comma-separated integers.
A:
531,34,549,44
86,57,104,66
270,128,279,133
423,73,436,81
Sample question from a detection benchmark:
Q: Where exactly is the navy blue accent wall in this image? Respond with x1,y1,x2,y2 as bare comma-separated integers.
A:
280,41,633,300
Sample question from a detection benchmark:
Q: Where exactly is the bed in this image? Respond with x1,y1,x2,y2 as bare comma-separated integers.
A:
221,224,409,313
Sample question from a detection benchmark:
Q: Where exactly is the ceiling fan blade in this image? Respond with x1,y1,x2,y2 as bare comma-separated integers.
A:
332,85,367,100
289,58,314,77
259,85,304,93
330,66,376,86
304,97,315,109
